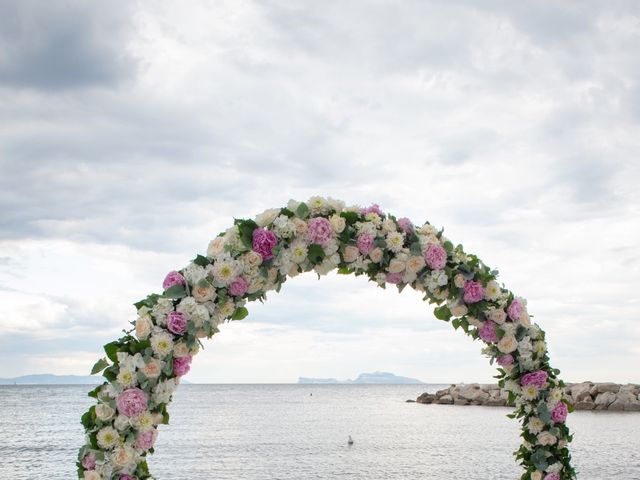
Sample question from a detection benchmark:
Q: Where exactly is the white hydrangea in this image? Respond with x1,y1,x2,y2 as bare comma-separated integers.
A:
273,215,296,238
152,378,178,405
183,263,207,285
151,298,174,327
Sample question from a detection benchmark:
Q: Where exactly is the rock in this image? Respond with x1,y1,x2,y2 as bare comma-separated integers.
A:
597,383,620,394
435,388,450,397
609,399,626,411
437,394,453,405
570,383,593,403
594,391,617,409
416,393,436,404
574,400,595,411
485,398,507,407
624,402,640,412
454,399,469,406
405,399,416,403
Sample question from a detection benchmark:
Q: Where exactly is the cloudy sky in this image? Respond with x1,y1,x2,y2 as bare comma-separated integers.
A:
1,1,638,384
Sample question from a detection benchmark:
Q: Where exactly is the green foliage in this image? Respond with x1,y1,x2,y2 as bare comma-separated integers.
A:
340,211,359,224
192,254,210,267
235,218,259,249
163,284,187,299
434,305,452,321
90,358,109,375
231,307,249,320
103,341,121,363
296,202,310,219
307,244,325,264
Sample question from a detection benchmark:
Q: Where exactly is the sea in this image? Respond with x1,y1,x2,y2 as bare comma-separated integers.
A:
0,384,638,479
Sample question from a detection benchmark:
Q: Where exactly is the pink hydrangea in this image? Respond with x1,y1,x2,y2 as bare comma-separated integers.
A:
82,452,96,470
162,271,185,290
497,354,514,366
507,298,524,321
521,370,549,388
360,204,383,216
357,233,374,255
479,321,498,343
120,475,137,480
386,272,403,284
307,217,334,245
252,228,278,260
424,244,447,270
228,276,249,297
463,280,485,304
544,474,560,480
116,388,148,417
173,355,192,376
167,311,187,335
135,428,158,451
551,401,568,423
397,217,414,234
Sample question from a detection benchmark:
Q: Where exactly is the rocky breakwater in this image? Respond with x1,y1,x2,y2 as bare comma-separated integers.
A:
414,382,640,411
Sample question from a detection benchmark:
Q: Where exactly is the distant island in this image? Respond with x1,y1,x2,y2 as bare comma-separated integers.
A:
0,374,104,385
298,371,424,384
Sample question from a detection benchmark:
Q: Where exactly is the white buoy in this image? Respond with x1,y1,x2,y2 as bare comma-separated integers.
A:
348,435,354,445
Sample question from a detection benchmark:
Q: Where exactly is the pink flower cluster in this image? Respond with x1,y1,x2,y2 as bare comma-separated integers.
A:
252,228,278,260
507,298,524,321
228,276,249,297
307,217,334,245
360,204,383,216
162,271,185,290
386,272,403,284
136,428,158,451
551,401,568,423
544,474,560,480
497,354,514,366
479,321,498,343
116,388,148,417
396,217,414,234
357,233,374,255
463,280,484,303
82,452,96,470
173,355,192,376
520,370,549,388
167,311,187,335
120,475,138,480
424,244,447,270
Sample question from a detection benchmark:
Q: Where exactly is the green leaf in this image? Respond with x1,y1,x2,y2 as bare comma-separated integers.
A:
337,266,351,275
409,242,423,256
340,211,359,225
192,254,209,267
452,318,460,330
434,305,452,321
307,244,325,264
443,240,454,253
231,306,249,320
279,207,295,218
296,202,310,219
87,385,102,399
235,218,259,249
90,358,109,375
103,342,120,363
537,403,552,423
163,284,187,299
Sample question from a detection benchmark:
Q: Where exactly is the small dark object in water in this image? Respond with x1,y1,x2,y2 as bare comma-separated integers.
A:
348,435,354,445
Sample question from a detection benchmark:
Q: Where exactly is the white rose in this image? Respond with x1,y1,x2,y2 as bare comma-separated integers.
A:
173,342,190,358
141,358,164,379
369,247,383,263
388,258,405,273
519,310,531,326
382,218,396,233
454,273,466,288
484,280,501,301
449,301,468,317
467,316,483,328
293,218,308,235
135,315,152,340
531,471,543,480
329,214,346,233
110,445,138,470
287,199,301,211
207,237,226,257
343,246,359,263
487,308,507,325
406,256,425,273
192,283,216,303
84,471,102,480
327,197,345,212
497,335,518,353
113,414,130,431
95,403,115,422
537,431,557,446
255,208,280,227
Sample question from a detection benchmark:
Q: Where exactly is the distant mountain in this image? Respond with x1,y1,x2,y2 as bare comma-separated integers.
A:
298,371,424,385
0,374,104,385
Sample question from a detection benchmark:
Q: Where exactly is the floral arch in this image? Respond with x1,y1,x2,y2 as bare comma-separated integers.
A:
78,197,576,480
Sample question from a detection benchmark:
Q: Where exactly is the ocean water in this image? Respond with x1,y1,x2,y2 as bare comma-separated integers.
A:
0,384,638,479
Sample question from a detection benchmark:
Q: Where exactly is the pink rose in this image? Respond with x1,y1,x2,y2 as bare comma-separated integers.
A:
116,388,148,417
307,217,334,245
252,228,278,260
360,204,383,216
167,311,187,335
479,321,498,343
520,370,548,388
82,452,96,470
551,401,568,423
397,217,414,234
357,233,374,255
135,428,158,451
544,474,560,480
507,298,524,321
120,475,138,480
463,280,485,304
228,276,249,297
424,244,447,270
162,271,185,290
173,355,192,376
386,272,403,284
497,354,514,366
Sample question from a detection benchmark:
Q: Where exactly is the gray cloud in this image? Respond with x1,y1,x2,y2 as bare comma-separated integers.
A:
0,0,137,90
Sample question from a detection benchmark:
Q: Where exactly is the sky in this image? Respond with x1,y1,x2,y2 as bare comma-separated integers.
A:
0,0,638,384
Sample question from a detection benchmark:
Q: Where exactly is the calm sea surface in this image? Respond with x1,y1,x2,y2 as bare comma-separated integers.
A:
0,384,638,479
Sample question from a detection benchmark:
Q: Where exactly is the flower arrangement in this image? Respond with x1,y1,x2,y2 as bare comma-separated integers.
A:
78,197,576,479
